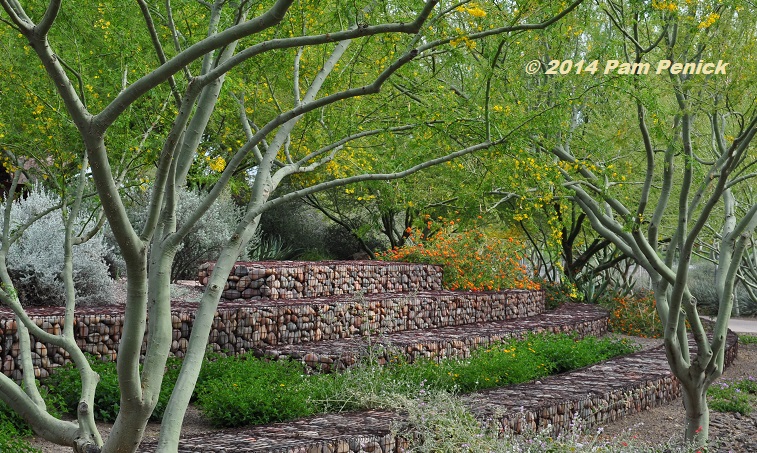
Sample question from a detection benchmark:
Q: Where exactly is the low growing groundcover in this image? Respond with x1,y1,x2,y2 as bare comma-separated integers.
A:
38,332,636,429
194,332,637,427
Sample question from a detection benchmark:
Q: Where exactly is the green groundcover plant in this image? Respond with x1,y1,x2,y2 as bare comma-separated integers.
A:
38,332,635,429
194,332,637,428
707,376,757,416
0,384,63,453
45,355,182,423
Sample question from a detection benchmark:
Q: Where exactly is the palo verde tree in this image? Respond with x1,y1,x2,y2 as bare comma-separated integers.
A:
532,0,757,446
0,1,583,452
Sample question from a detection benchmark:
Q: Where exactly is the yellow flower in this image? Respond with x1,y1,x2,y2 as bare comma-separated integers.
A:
698,12,720,29
456,4,487,18
208,156,226,172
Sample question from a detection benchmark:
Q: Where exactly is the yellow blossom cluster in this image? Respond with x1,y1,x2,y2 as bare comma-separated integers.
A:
698,12,720,29
450,35,476,50
455,4,487,18
652,0,678,11
207,156,226,172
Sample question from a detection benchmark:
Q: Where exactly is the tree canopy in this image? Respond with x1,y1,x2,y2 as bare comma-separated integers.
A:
3,0,757,450
0,1,587,452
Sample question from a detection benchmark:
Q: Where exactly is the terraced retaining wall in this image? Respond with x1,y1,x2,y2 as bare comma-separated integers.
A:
474,330,740,436
200,289,544,350
265,303,608,372
137,331,740,453
198,260,444,301
0,289,544,380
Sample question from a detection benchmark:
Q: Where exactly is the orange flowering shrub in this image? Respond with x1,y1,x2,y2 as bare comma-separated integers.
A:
378,220,538,291
601,291,663,338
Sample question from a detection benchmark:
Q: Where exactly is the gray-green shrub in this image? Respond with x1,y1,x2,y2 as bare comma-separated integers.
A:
688,261,752,316
123,187,241,281
5,187,113,306
259,197,330,258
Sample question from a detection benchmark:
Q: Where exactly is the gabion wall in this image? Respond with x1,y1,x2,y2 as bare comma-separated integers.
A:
0,306,126,380
197,289,544,354
137,331,739,453
264,303,606,372
0,287,544,380
482,330,740,436
198,260,444,300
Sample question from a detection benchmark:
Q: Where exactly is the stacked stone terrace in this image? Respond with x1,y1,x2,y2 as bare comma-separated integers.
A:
198,260,446,300
2,259,738,452
0,260,586,380
197,261,607,372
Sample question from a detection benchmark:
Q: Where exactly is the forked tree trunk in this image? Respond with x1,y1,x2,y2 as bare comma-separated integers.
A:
681,382,709,447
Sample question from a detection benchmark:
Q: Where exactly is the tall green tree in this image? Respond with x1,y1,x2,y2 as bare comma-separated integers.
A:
0,1,582,452
531,0,757,446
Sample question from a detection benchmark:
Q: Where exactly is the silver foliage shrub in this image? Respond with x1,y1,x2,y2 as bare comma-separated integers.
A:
5,187,113,306
688,261,751,316
124,187,241,281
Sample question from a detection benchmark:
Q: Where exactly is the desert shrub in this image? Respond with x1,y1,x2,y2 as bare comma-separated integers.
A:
686,261,755,316
246,229,300,261
741,295,757,316
4,187,113,306
378,219,538,291
600,291,663,338
114,186,299,279
168,189,241,281
122,187,241,281
259,197,329,258
687,262,720,314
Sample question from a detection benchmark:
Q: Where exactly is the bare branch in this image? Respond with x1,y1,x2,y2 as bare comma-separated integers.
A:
36,0,61,36
137,0,183,106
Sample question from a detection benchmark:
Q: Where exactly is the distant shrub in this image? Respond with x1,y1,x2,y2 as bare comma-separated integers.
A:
378,218,538,291
688,263,719,315
600,291,663,338
5,187,113,306
537,279,581,309
259,197,329,258
246,231,299,261
121,187,241,281
687,261,754,316
171,189,242,281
